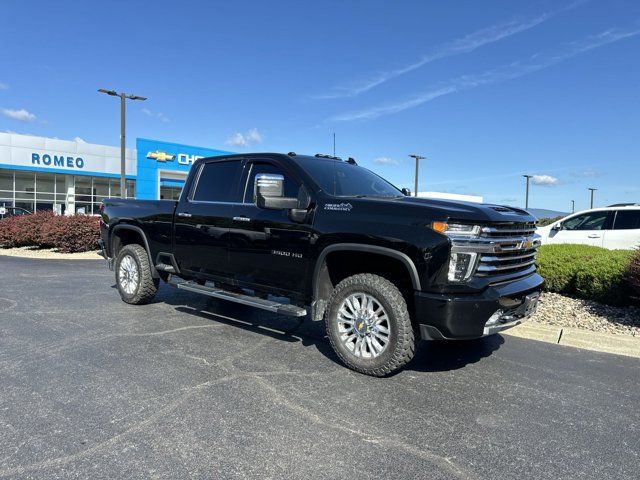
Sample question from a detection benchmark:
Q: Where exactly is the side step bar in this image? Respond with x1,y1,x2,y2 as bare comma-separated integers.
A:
170,278,307,317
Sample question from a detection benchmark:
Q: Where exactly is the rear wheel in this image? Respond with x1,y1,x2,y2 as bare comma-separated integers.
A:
325,273,415,376
115,244,159,305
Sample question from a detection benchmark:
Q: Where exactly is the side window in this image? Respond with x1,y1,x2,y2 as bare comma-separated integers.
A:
192,160,242,202
243,162,298,203
562,211,608,231
613,210,640,230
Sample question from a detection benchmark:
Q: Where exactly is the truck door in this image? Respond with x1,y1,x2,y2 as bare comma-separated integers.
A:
228,159,313,295
173,159,243,281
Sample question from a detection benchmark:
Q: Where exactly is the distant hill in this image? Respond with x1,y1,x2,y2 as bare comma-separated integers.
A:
524,208,568,219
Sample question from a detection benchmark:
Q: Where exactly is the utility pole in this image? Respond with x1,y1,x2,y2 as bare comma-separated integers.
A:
333,133,336,157
523,174,533,209
98,89,147,198
588,187,597,209
571,200,575,213
409,154,426,197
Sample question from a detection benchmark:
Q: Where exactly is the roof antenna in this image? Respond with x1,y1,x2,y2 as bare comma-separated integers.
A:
333,133,336,157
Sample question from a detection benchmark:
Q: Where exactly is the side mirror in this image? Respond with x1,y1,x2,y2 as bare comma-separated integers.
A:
255,173,299,210
401,188,411,196
551,223,562,231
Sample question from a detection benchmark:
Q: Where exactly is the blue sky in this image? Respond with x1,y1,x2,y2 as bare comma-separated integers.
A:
1,0,639,211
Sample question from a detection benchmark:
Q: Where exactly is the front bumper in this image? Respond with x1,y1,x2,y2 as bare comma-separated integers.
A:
415,273,543,340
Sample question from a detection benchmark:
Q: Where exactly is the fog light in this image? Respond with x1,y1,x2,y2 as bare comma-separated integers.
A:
447,252,478,282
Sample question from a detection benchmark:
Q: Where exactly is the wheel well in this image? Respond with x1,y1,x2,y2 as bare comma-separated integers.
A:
111,228,146,258
314,250,416,321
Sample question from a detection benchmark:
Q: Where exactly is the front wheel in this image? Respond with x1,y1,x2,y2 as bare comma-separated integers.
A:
115,244,159,305
325,274,416,377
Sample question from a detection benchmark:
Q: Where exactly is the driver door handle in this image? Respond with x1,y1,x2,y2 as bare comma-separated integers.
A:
588,234,600,238
178,212,192,218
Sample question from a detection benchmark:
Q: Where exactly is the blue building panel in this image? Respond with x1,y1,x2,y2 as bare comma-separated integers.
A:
135,138,234,199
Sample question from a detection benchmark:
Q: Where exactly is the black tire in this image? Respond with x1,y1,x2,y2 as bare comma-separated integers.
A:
325,273,416,377
115,244,159,305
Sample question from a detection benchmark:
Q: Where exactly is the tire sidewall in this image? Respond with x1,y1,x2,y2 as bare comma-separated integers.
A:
115,247,142,302
326,280,404,372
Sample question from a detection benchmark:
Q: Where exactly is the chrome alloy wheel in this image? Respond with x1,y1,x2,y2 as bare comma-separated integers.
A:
118,255,139,295
337,292,391,359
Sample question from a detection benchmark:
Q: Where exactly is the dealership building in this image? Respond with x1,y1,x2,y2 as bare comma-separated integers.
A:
0,132,232,214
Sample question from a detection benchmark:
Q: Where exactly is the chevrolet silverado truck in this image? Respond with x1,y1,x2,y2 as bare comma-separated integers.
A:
99,152,542,376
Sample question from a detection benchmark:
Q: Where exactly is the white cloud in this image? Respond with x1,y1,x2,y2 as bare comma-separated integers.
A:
531,174,560,186
572,168,602,178
328,26,640,122
2,108,36,122
226,128,264,147
73,136,86,143
373,157,400,165
315,1,587,99
0,82,8,90
142,107,169,123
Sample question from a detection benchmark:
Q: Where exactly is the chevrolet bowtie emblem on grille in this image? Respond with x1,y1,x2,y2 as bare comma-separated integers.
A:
523,239,534,249
146,150,175,162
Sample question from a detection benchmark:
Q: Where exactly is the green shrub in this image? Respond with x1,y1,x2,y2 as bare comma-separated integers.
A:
628,249,640,301
536,244,634,306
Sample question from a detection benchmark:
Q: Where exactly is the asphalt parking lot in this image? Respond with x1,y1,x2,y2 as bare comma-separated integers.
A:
0,256,638,479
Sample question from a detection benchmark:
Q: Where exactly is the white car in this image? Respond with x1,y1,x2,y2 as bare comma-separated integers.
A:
537,205,640,250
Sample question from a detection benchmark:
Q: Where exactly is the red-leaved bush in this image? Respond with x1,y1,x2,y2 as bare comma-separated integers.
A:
0,212,100,253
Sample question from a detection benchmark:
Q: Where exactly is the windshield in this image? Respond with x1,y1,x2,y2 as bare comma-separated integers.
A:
294,158,401,198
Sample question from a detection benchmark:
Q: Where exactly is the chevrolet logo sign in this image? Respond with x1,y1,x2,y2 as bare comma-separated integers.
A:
146,150,175,162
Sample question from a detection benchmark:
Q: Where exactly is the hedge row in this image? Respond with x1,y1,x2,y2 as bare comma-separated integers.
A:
0,211,100,253
536,244,635,306
629,249,640,301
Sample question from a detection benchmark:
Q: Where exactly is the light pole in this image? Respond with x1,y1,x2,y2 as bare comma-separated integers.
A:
588,187,597,209
571,200,575,213
409,154,426,197
98,89,147,198
523,174,533,209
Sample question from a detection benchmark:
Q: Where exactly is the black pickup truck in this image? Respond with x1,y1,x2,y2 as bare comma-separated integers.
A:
99,152,542,376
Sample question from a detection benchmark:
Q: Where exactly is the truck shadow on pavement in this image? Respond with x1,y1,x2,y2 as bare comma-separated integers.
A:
155,284,504,375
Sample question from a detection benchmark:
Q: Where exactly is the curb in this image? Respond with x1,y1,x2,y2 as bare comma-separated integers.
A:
0,250,102,260
503,322,640,359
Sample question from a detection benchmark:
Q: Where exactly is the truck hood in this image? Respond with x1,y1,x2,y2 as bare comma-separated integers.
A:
381,196,536,223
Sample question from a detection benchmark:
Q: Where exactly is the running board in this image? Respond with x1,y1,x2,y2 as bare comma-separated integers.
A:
170,279,307,317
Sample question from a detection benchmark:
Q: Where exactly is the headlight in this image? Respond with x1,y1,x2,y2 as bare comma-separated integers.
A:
448,252,478,282
432,222,481,237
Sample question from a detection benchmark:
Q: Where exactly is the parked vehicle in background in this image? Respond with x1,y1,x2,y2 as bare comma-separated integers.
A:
0,206,31,220
537,205,640,250
99,152,543,376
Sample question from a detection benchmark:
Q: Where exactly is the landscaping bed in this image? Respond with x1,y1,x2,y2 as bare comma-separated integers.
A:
0,246,102,260
531,292,640,337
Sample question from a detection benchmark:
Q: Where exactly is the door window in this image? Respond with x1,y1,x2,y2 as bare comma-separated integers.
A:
562,211,608,231
613,210,640,230
192,160,242,202
243,163,298,203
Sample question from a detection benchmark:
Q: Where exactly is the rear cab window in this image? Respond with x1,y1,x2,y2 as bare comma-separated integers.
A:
192,160,243,202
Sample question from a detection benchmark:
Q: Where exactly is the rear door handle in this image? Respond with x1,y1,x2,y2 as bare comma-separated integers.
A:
233,216,251,222
178,212,192,218
588,234,600,238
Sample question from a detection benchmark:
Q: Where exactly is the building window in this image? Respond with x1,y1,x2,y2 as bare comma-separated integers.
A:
0,171,135,214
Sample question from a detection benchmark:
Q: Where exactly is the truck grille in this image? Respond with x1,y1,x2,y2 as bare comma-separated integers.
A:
474,222,539,277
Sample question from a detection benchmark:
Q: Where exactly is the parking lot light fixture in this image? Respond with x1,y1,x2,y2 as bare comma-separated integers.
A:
409,154,426,197
523,175,533,209
588,187,597,209
98,89,147,198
